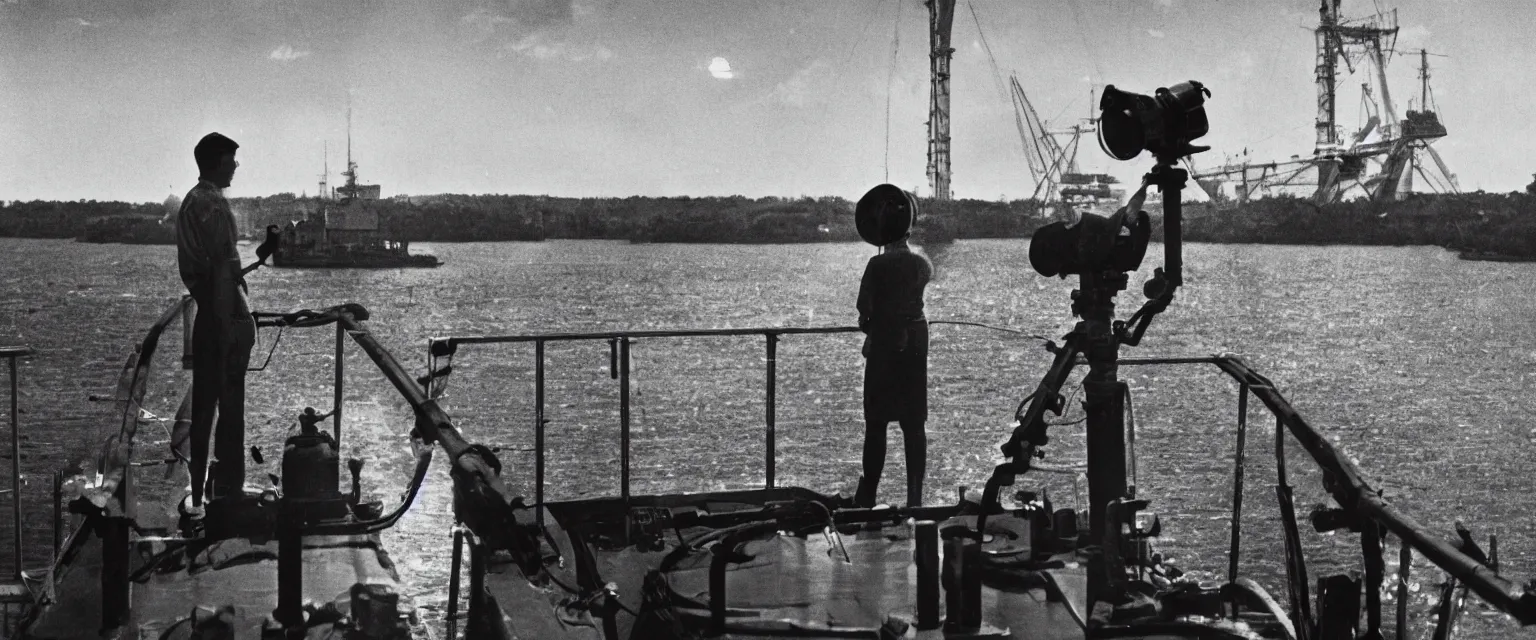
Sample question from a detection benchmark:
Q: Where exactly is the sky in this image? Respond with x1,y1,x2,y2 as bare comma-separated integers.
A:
2,0,1532,203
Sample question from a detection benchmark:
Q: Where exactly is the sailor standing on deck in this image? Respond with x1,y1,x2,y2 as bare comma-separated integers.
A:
853,185,933,508
176,132,256,517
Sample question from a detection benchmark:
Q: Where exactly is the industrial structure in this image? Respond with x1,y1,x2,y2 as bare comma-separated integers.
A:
1009,78,1124,217
1191,0,1457,204
924,0,955,201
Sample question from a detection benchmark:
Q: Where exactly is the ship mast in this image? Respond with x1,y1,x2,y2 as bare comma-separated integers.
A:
318,142,329,200
925,0,955,201
341,105,359,199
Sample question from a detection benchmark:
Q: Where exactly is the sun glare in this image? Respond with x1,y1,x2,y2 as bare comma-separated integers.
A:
708,57,734,80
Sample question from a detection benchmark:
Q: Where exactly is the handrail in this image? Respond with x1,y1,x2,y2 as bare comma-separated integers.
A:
4,346,34,581
74,297,193,518
428,325,1536,629
426,325,868,514
430,326,860,351
1100,354,1536,626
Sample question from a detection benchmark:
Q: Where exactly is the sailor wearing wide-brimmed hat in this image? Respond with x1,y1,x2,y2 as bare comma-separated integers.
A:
852,184,933,508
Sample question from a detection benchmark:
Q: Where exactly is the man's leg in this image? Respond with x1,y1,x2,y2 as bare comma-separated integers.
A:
898,419,926,507
188,307,221,509
211,321,254,499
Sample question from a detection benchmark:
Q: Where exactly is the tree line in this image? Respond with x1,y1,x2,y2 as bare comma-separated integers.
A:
3,190,1534,259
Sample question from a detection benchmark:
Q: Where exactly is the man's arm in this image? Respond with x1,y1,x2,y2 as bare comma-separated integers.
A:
857,257,879,333
200,198,245,326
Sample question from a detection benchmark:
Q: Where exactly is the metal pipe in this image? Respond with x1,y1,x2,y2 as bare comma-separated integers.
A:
1228,383,1248,590
1363,522,1383,637
619,337,630,502
276,513,304,630
447,526,463,640
53,470,62,555
535,340,545,528
915,520,940,629
438,325,859,347
765,333,777,489
100,516,129,630
467,540,486,635
9,355,19,579
334,322,344,448
1275,414,1287,488
1396,542,1410,640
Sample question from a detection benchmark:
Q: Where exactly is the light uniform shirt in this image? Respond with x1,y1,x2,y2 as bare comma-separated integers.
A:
176,178,251,322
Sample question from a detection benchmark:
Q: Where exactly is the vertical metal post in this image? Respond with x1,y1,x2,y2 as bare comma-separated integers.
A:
765,333,777,489
334,323,345,448
1228,383,1249,590
466,540,487,635
619,337,630,502
276,509,304,632
99,516,129,630
1275,414,1287,487
53,470,62,555
447,526,464,640
1362,522,1383,638
535,340,545,528
1395,542,1410,640
9,356,19,580
914,520,940,629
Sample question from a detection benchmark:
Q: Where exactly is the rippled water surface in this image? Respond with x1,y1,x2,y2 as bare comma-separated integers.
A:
2,238,1534,638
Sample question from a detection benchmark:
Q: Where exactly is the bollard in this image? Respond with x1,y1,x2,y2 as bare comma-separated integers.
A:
915,521,940,629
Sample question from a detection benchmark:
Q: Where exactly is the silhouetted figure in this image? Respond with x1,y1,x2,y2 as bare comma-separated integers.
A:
855,233,933,508
298,406,335,435
177,132,255,513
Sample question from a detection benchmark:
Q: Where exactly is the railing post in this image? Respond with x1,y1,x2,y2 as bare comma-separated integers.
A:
1396,541,1410,640
447,525,464,640
99,515,130,631
1362,522,1383,638
619,337,630,502
276,504,305,633
334,323,345,449
466,538,487,635
1275,414,1287,487
1228,383,1249,591
9,355,20,580
53,470,62,555
765,333,778,489
535,340,545,528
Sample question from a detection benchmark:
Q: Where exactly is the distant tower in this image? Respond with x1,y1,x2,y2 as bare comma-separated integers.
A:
317,142,329,200
925,0,955,201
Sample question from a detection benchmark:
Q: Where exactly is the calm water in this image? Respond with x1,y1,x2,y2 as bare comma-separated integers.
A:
2,238,1534,638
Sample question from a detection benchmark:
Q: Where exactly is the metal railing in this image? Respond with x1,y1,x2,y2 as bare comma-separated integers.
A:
424,332,1536,638
426,326,860,515
1107,354,1536,636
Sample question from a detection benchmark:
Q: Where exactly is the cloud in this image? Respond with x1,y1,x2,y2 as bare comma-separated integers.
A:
1151,0,1173,7
768,60,830,107
74,18,97,27
708,57,735,80
503,32,612,61
1146,29,1165,38
269,45,311,62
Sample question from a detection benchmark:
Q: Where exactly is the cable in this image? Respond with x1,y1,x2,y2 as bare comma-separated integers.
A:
927,320,1050,341
883,0,903,183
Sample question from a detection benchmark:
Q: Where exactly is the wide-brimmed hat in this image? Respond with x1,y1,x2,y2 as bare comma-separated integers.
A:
855,184,917,246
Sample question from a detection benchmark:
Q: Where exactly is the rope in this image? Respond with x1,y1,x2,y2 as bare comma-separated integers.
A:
927,320,1050,342
884,0,903,183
